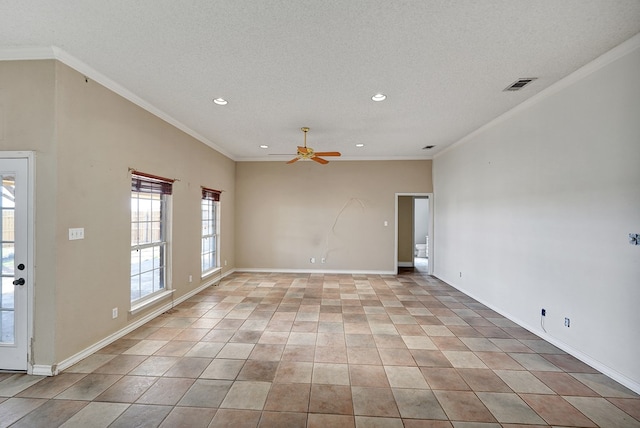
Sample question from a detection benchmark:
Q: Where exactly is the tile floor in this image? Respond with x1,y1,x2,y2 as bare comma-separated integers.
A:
1,271,639,427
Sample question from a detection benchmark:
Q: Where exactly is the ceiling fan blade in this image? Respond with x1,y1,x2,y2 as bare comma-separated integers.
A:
311,156,329,165
313,151,341,157
286,157,300,164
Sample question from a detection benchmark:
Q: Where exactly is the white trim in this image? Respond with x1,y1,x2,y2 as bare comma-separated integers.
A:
235,268,396,275
129,289,175,316
0,152,35,373
439,276,640,395
31,364,56,376
395,193,434,276
54,270,234,375
237,156,434,162
0,46,55,61
435,32,640,159
0,46,235,161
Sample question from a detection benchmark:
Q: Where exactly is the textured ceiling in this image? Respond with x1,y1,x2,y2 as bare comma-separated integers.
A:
1,1,640,161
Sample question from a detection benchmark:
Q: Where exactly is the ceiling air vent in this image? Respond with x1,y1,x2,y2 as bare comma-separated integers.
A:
422,145,435,150
504,78,537,91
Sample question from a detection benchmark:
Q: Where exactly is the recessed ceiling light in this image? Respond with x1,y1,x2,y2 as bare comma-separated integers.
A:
355,143,365,148
371,93,386,102
213,98,228,105
259,145,269,149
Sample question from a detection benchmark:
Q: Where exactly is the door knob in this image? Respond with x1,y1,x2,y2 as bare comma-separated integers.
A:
13,278,25,286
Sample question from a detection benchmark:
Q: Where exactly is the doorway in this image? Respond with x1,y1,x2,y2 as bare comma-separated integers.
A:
0,153,33,371
395,193,433,275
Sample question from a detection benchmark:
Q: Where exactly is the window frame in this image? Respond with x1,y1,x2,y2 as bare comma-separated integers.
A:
201,187,221,277
130,171,174,309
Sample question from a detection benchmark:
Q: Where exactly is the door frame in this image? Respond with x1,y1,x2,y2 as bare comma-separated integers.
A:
0,151,35,373
394,192,433,275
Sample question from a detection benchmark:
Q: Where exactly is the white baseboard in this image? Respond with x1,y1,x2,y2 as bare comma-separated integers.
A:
436,274,640,395
53,270,235,375
235,268,396,275
30,364,56,376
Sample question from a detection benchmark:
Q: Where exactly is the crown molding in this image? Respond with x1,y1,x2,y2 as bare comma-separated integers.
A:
0,45,236,161
435,32,640,159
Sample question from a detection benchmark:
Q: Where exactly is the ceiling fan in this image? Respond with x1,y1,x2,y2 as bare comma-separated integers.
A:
284,127,341,165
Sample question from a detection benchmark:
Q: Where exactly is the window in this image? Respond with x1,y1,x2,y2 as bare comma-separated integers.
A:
131,172,173,303
201,187,220,275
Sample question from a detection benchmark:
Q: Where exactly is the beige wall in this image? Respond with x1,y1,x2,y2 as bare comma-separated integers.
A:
1,60,236,366
236,160,432,272
397,196,414,264
0,60,58,365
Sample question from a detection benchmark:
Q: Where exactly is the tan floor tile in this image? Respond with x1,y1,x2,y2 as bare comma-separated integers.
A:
9,399,87,428
309,384,354,415
158,406,216,428
531,371,598,396
442,351,487,369
307,413,355,428
476,392,546,425
200,358,244,380
94,375,156,403
379,348,416,366
92,355,147,374
608,397,640,421
259,411,307,428
55,374,122,400
384,366,428,389
313,363,350,385
494,370,554,394
274,361,313,383
520,393,597,426
107,403,173,428
507,352,561,372
570,372,639,398
474,352,524,370
237,360,279,382
177,379,232,407
136,377,194,405
210,409,260,428
350,365,390,387
0,397,47,427
163,356,211,378
347,347,382,365
58,402,129,428
431,337,469,351
281,344,316,362
410,350,453,368
220,380,271,410
434,390,496,423
264,383,310,412
456,369,512,393
352,386,400,417
17,373,86,399
564,396,640,427
315,345,348,363
392,388,448,419
420,367,469,391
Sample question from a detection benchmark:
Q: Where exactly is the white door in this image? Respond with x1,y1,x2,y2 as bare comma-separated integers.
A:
0,157,29,370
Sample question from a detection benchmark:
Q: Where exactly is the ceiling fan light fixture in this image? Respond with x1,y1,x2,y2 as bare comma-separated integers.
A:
213,98,228,105
371,93,387,102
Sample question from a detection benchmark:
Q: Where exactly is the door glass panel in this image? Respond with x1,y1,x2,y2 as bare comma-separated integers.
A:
0,175,16,345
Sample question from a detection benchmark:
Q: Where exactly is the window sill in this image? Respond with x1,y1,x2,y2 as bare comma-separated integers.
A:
202,267,222,279
130,289,175,316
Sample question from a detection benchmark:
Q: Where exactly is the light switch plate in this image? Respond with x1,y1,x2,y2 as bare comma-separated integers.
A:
69,228,85,240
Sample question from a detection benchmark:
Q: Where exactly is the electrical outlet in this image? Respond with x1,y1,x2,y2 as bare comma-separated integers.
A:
321,258,326,264
310,257,315,263
189,275,193,283
564,317,570,327
541,308,546,316
224,260,227,266
459,272,462,278
112,307,118,319
629,233,640,245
